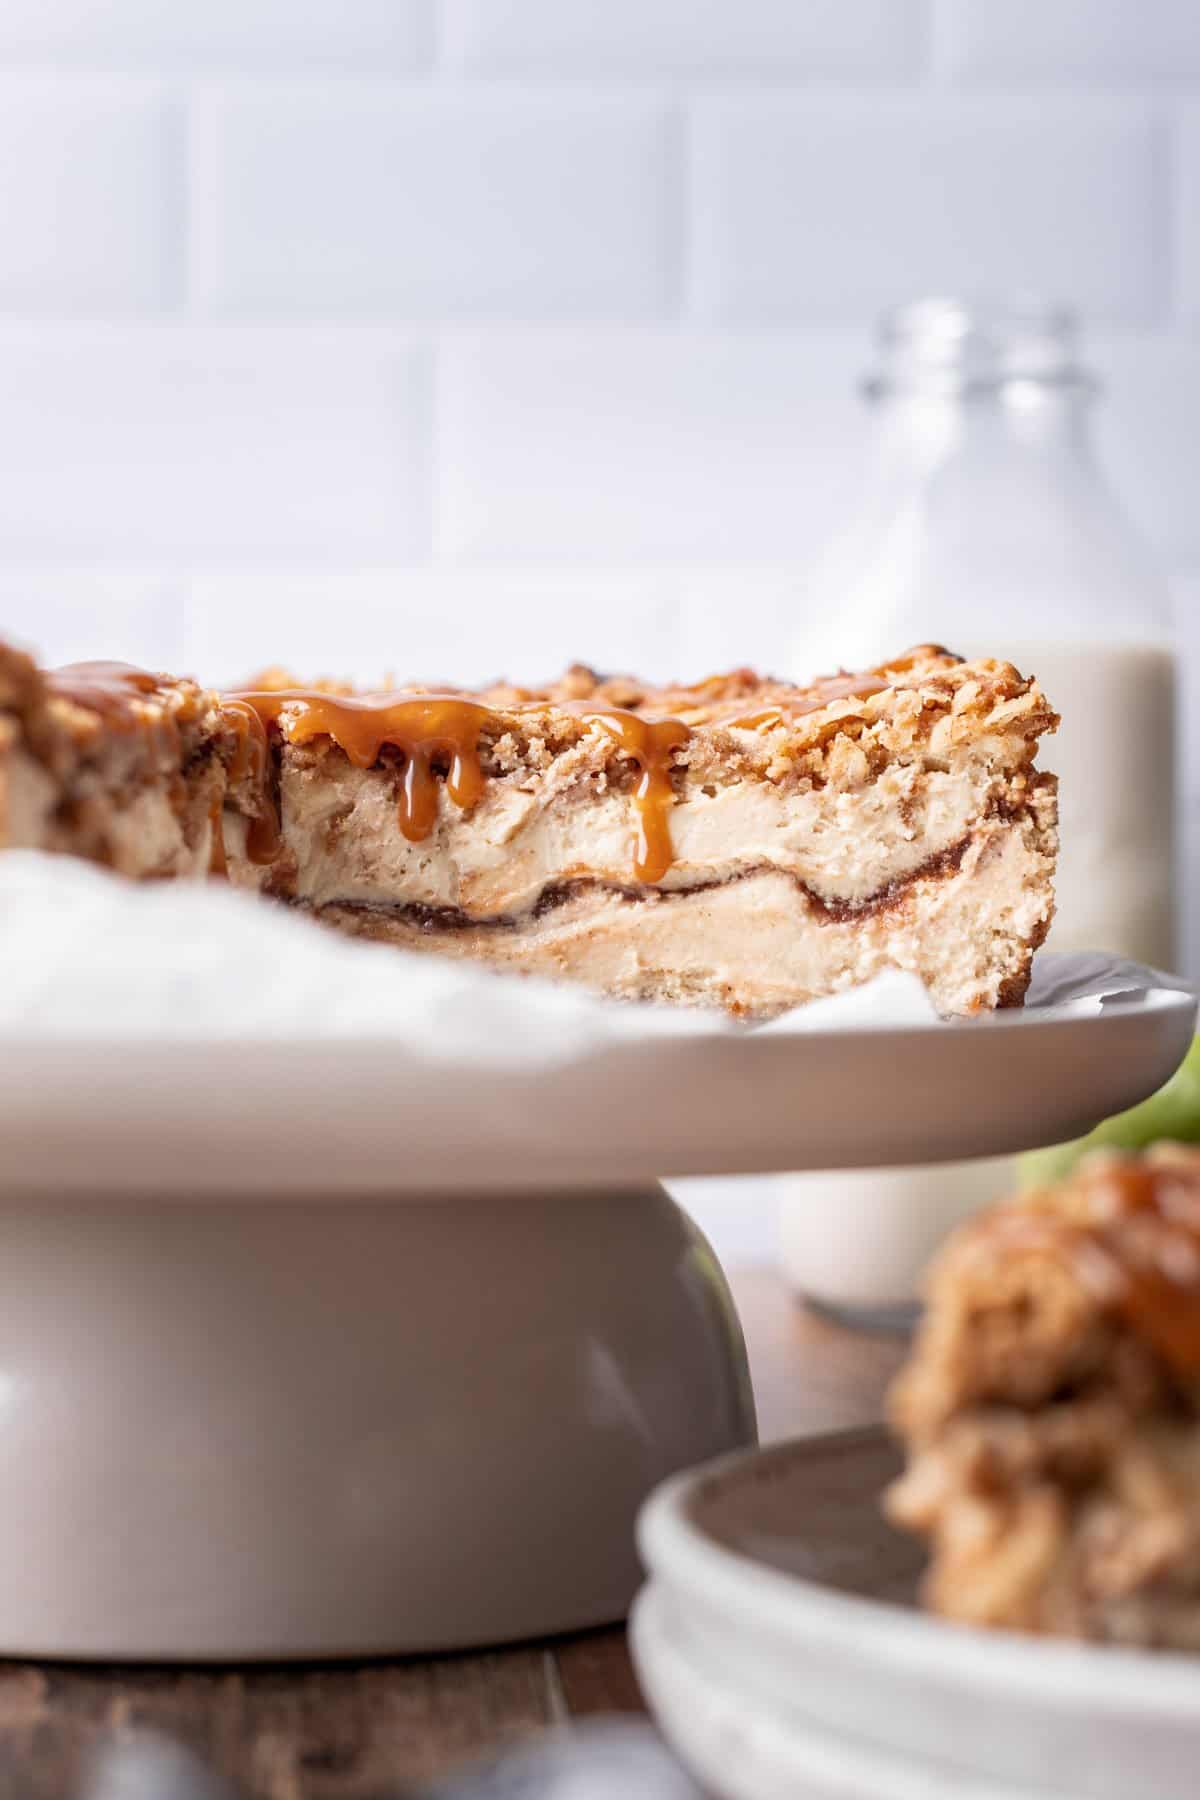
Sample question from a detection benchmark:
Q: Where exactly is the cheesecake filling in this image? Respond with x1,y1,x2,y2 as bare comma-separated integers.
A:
223,738,1042,923
219,738,1054,1017
318,820,1051,1018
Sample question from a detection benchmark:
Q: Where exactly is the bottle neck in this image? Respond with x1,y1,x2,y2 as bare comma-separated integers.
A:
868,380,1094,479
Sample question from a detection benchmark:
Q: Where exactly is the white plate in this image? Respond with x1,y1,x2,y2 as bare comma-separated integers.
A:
633,1430,1200,1800
1,957,1192,1197
635,1583,1044,1800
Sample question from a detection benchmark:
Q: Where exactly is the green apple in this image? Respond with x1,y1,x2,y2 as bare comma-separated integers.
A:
1018,1036,1200,1189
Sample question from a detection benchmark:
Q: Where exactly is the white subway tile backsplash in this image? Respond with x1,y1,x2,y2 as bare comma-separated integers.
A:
180,566,770,689
437,330,865,565
939,0,1200,85
0,0,1194,841
0,570,189,672
448,0,926,80
0,81,179,314
0,0,432,72
437,326,1200,649
689,97,1166,326
183,570,446,687
0,329,429,561
191,87,677,319
17,555,1194,714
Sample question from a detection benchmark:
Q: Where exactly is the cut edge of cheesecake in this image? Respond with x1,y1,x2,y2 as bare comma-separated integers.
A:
0,640,1059,1020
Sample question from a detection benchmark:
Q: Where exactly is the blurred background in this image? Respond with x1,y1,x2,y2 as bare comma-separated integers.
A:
0,2,1193,680
0,0,1196,1256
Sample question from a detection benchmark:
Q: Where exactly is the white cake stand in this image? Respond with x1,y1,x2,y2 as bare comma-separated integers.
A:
0,958,1192,1660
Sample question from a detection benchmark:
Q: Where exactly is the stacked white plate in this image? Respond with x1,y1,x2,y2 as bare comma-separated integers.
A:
633,1430,1200,1800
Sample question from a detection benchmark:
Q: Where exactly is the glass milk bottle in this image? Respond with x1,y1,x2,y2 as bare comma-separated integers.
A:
799,299,1176,966
780,299,1178,1322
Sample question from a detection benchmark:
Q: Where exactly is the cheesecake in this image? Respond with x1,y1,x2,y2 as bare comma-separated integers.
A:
888,1146,1200,1647
1,640,1059,1019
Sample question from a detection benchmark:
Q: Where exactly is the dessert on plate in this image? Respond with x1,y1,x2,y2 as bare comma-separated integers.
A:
888,1145,1200,1648
0,639,1058,1019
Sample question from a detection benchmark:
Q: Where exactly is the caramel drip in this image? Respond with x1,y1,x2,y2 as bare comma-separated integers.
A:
47,662,196,774
562,704,691,884
47,661,183,761
48,661,162,715
217,698,282,865
973,1161,1200,1376
220,688,692,884
730,675,888,730
246,810,285,866
207,791,228,878
222,690,491,848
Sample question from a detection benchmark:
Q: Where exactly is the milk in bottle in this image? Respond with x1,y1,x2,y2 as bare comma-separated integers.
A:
780,301,1177,1318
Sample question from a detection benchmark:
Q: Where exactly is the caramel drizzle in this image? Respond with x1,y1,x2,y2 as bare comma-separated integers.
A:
207,790,229,878
730,675,888,731
46,661,239,874
223,690,492,858
217,688,693,886
559,704,691,884
972,1161,1200,1376
217,698,283,864
213,666,895,887
46,661,892,890
47,661,186,764
48,661,163,715
216,673,887,887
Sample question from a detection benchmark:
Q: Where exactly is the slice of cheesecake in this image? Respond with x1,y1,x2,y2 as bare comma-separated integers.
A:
0,642,228,879
216,645,1057,1018
1,640,1058,1019
888,1146,1200,1647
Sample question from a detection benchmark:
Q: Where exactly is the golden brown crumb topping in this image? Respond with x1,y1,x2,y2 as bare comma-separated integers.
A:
218,645,1057,887
239,644,1055,740
887,1148,1200,1647
1,639,1058,901
893,1146,1200,1451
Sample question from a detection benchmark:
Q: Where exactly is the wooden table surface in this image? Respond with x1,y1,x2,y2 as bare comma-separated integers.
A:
0,1268,908,1800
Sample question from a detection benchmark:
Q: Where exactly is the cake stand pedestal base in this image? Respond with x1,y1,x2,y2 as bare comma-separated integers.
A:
0,1185,754,1659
